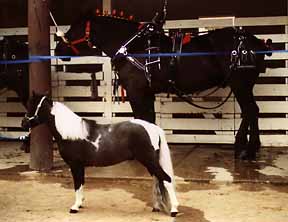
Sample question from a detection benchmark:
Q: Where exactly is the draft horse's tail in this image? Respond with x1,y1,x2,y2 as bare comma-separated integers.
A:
153,127,179,216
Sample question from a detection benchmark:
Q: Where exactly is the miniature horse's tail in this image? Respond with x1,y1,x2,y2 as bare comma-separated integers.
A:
153,126,178,214
158,128,175,183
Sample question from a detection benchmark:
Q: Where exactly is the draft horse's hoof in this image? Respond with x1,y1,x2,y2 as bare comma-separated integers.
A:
69,209,79,214
171,211,178,217
235,150,257,161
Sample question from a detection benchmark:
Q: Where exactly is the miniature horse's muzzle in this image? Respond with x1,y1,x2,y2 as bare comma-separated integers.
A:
21,115,41,130
21,95,47,130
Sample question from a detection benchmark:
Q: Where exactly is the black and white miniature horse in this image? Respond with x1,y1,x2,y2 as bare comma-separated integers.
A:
55,12,272,161
22,92,179,216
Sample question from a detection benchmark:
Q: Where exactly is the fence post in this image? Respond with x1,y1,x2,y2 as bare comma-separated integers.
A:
28,0,53,171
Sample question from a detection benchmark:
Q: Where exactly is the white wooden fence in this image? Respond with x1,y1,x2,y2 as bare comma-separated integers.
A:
0,16,287,146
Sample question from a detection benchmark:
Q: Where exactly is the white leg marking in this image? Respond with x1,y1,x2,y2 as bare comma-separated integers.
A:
163,181,179,214
71,185,84,212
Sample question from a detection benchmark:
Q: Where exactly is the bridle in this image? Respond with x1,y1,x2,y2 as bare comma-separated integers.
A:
63,21,93,55
23,96,47,127
50,9,94,55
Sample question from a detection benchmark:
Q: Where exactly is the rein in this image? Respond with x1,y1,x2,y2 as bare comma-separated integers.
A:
170,82,233,110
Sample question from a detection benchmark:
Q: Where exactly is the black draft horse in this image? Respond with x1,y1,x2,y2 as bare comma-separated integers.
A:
22,91,179,216
0,37,30,149
0,37,29,107
55,11,272,160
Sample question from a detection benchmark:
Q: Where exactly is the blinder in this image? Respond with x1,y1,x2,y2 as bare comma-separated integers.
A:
230,30,256,70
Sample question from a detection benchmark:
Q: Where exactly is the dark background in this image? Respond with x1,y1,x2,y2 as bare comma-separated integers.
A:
0,0,287,28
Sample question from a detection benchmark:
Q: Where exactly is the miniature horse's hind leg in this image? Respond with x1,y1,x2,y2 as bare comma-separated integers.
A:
152,152,178,216
70,164,85,213
163,180,179,217
134,147,171,183
149,140,178,216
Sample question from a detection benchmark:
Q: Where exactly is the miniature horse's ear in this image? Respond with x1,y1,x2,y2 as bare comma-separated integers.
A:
44,90,50,97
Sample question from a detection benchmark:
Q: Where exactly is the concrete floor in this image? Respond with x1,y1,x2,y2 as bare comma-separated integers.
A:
0,141,287,184
0,142,288,222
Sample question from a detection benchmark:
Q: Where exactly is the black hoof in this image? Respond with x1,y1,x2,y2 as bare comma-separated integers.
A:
234,143,246,160
69,209,78,214
171,212,178,217
237,149,257,161
246,151,257,161
152,208,160,212
239,150,248,160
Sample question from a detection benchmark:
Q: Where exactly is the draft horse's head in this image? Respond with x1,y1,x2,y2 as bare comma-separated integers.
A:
54,11,143,60
54,13,105,60
21,92,53,130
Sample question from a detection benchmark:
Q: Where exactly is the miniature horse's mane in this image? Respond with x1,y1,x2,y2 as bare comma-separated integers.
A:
51,102,89,140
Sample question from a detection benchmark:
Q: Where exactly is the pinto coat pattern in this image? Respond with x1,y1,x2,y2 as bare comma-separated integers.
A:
22,93,179,216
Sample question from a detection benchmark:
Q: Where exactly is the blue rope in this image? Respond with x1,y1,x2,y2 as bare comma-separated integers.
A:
0,49,287,65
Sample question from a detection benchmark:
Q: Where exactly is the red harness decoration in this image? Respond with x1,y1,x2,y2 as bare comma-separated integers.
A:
137,22,145,30
69,21,92,55
121,86,125,103
182,33,191,45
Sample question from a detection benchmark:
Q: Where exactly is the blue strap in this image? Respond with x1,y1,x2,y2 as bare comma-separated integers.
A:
0,50,287,64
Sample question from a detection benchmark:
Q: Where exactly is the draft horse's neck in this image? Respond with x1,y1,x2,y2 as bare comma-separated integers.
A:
90,16,141,57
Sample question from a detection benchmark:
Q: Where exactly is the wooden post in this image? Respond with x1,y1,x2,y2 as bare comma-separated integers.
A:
28,0,53,170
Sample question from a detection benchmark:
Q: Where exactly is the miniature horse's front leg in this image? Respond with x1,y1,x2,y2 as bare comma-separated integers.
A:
19,133,30,153
70,164,85,213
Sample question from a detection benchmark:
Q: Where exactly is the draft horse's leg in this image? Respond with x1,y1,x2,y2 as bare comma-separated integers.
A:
127,89,156,123
118,64,156,123
230,70,260,160
70,164,85,213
